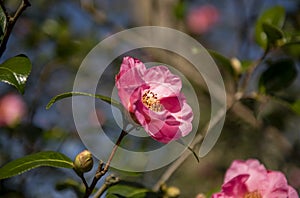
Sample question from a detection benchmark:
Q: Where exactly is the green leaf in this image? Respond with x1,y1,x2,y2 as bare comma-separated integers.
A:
107,184,152,198
262,23,285,47
0,151,74,180
259,58,296,93
46,91,122,110
208,50,235,76
255,6,285,49
0,55,32,94
0,5,7,43
282,41,300,58
291,100,300,116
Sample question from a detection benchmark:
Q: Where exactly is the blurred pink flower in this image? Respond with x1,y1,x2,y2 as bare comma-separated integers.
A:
212,159,298,198
0,93,26,127
186,4,219,34
115,56,193,143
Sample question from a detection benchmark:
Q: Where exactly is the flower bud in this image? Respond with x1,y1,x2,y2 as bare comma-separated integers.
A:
73,150,93,174
165,186,180,198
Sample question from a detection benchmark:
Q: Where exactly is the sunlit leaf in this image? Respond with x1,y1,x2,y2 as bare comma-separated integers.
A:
255,6,285,49
259,58,296,93
0,151,73,180
0,4,7,43
46,91,122,110
0,55,32,94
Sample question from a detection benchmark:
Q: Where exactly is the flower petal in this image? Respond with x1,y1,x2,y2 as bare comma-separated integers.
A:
224,159,268,192
116,57,147,111
143,66,182,98
261,171,296,197
222,174,249,196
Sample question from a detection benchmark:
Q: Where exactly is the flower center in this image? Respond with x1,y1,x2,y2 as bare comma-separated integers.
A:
243,191,262,198
142,90,163,112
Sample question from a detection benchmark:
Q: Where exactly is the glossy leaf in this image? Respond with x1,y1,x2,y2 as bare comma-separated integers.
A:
262,23,285,47
0,151,74,180
46,91,122,110
259,59,296,93
255,6,285,49
0,4,7,43
0,55,32,94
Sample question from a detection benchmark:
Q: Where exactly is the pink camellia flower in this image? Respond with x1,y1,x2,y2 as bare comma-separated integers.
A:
115,56,193,143
186,4,219,34
0,93,26,127
212,159,299,198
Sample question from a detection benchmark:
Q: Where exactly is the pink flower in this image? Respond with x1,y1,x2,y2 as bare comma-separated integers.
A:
212,159,299,198
0,93,26,127
186,4,219,34
115,56,193,143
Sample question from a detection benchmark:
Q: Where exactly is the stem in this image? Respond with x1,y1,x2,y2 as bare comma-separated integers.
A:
93,175,120,198
83,130,127,198
0,0,31,57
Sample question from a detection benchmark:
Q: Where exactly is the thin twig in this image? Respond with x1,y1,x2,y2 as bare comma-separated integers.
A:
93,175,120,198
0,0,31,57
83,130,127,198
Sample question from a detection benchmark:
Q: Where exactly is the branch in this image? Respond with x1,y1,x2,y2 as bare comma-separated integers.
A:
0,0,31,57
83,130,127,198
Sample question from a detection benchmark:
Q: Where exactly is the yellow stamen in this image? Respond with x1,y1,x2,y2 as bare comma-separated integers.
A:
142,90,163,112
244,191,262,198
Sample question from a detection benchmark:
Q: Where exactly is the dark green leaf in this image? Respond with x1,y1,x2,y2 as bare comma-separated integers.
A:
107,184,151,198
0,151,74,180
262,23,285,47
259,59,296,93
0,55,32,94
0,5,7,43
255,6,285,49
46,91,122,110
208,50,235,76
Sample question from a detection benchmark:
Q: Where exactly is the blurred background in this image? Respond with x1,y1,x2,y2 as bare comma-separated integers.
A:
0,0,300,197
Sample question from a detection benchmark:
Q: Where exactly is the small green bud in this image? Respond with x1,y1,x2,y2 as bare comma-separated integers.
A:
74,150,93,174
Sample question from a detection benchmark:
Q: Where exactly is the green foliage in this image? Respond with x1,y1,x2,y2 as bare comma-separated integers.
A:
0,151,74,180
255,6,286,50
173,0,186,20
291,100,300,116
262,23,285,47
0,54,32,94
106,184,155,198
209,50,235,76
0,4,7,43
46,91,122,110
259,58,296,94
282,42,300,59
